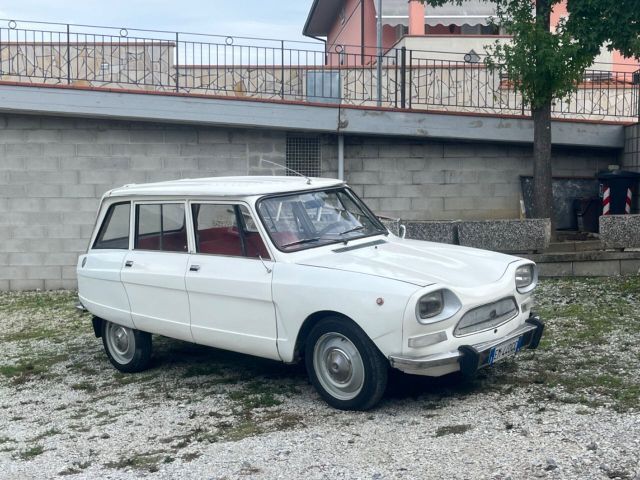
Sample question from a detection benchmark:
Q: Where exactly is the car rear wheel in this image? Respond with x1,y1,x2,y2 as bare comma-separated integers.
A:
102,320,152,373
305,317,388,410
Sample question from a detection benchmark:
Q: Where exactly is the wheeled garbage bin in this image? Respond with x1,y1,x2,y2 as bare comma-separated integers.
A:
597,170,640,215
573,197,601,232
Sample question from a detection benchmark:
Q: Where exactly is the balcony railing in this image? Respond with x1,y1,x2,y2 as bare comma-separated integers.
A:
0,19,638,122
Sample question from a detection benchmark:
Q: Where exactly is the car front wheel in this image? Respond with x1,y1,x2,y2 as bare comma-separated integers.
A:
102,320,152,373
305,317,388,410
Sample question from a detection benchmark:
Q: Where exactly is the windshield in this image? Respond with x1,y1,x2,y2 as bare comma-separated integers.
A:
257,188,387,252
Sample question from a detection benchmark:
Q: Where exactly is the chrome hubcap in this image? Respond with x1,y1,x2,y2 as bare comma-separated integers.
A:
326,348,352,383
105,322,135,364
114,328,129,352
313,333,364,401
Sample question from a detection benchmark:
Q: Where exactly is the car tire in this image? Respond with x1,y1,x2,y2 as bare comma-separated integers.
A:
101,320,152,373
305,317,388,410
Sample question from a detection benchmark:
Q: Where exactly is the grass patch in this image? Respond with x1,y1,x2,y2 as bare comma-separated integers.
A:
434,424,472,437
182,363,225,378
0,291,77,314
181,452,201,462
619,276,640,295
0,353,68,385
105,451,173,472
111,371,159,386
58,461,92,476
71,381,98,393
2,327,62,343
220,419,263,442
228,390,282,409
0,291,89,343
32,428,62,441
481,277,640,412
17,445,45,460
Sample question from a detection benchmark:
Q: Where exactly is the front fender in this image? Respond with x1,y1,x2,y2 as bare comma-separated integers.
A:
272,263,420,362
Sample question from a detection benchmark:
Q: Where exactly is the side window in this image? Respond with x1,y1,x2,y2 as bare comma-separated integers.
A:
191,204,270,259
134,203,188,252
192,204,243,256
93,202,130,250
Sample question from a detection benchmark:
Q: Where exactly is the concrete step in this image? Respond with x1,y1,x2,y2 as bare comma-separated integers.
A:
520,250,640,277
546,240,603,253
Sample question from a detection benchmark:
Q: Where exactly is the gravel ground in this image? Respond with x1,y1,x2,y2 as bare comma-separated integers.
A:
0,277,639,480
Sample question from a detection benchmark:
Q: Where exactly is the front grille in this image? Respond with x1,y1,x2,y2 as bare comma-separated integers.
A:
454,297,518,337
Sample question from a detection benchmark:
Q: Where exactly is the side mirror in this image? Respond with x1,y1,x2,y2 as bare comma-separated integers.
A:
399,224,406,239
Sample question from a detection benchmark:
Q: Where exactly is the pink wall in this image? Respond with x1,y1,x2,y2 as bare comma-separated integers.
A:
612,51,639,73
550,1,568,32
326,0,398,66
408,0,425,35
323,0,638,70
326,0,370,65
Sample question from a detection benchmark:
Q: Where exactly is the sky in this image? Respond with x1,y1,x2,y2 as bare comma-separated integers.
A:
0,0,317,44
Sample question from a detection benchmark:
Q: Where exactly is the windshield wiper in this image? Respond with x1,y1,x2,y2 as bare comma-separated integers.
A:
339,225,366,236
280,237,321,248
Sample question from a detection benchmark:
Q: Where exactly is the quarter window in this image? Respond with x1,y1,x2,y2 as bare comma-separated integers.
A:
134,203,188,252
239,205,270,259
93,202,130,249
192,203,270,259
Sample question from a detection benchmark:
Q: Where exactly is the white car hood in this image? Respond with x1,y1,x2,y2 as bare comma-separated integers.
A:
296,237,519,288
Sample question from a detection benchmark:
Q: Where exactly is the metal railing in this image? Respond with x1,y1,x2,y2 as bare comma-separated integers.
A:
0,19,638,121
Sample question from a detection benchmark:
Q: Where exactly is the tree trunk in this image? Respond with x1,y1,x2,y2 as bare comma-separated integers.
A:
532,101,554,232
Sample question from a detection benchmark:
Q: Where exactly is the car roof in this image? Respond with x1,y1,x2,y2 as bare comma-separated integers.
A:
105,176,346,198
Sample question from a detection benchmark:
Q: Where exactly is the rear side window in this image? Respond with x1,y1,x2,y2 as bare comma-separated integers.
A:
135,203,188,252
93,202,130,250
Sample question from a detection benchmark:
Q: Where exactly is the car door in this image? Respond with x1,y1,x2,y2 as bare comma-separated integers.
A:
120,201,193,342
185,202,279,360
77,200,135,328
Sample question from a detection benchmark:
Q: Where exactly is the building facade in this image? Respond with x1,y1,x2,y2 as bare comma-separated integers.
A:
303,0,639,71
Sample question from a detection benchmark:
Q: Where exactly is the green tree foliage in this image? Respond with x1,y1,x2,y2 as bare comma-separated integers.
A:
423,0,640,107
422,0,640,223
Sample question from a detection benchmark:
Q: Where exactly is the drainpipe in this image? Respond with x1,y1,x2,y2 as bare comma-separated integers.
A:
338,135,345,180
360,0,365,65
302,34,328,64
376,0,383,106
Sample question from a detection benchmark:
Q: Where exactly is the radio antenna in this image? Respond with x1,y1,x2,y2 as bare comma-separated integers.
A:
261,160,311,185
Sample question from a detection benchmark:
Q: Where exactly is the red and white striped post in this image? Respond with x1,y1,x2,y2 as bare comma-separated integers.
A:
602,186,611,215
625,188,633,214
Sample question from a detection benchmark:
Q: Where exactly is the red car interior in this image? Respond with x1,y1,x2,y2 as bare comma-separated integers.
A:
137,231,188,252
197,227,270,258
137,227,295,258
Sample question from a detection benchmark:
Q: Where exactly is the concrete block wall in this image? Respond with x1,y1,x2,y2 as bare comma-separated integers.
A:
325,137,614,220
622,123,640,172
0,114,287,291
0,112,619,290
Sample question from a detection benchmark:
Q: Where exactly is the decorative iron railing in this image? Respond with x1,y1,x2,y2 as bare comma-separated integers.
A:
0,19,638,121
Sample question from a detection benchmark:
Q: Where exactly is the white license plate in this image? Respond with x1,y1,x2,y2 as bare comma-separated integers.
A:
488,336,522,365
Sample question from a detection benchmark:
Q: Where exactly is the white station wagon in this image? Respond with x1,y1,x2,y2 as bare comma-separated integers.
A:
77,176,544,410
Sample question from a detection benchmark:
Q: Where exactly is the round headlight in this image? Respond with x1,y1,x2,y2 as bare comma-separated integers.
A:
515,264,537,293
417,290,444,320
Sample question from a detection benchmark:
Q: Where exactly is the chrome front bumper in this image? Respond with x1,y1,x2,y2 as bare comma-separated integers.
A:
388,315,544,376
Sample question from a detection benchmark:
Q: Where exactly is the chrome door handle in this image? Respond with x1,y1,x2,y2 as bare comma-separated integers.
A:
125,260,134,267
189,265,200,272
